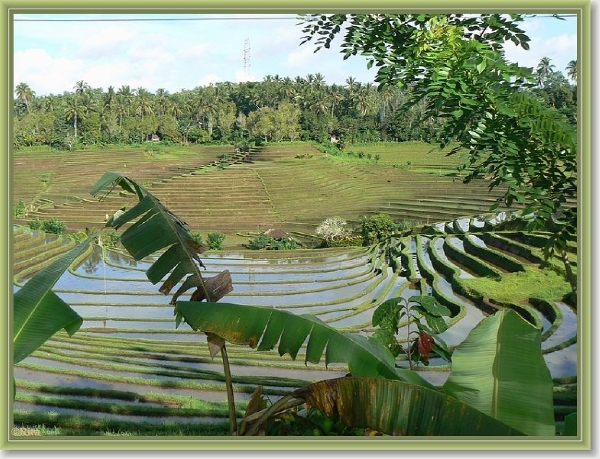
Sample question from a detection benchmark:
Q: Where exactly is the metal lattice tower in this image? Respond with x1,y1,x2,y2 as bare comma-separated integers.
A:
244,38,251,79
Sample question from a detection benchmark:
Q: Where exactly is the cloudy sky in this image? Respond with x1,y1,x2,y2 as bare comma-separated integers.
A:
13,13,577,96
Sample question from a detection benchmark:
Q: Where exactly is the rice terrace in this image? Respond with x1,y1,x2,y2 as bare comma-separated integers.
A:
10,12,583,442
12,141,578,437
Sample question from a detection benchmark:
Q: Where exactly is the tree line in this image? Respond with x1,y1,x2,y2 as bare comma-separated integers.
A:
14,57,576,150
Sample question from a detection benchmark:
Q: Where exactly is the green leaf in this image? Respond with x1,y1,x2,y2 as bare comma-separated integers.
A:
90,172,231,302
409,295,451,317
294,377,524,436
476,59,487,73
562,412,577,436
176,301,435,389
443,309,555,436
14,235,95,363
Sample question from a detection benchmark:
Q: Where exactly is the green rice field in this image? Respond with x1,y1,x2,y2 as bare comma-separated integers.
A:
11,141,578,436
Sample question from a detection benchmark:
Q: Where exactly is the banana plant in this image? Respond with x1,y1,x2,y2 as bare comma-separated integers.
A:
242,376,524,436
177,302,555,436
90,172,237,431
176,301,435,389
91,172,555,436
14,235,95,365
444,308,555,436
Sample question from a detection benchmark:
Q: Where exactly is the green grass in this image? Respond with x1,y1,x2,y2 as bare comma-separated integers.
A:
344,141,468,175
458,266,571,304
13,411,230,436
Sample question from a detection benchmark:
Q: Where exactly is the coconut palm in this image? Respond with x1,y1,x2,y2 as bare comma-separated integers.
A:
15,82,35,114
566,59,577,82
73,80,91,95
134,87,154,120
64,95,86,138
535,57,556,88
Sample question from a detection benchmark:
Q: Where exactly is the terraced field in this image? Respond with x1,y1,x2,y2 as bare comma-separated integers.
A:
12,219,577,435
13,143,515,240
12,143,578,436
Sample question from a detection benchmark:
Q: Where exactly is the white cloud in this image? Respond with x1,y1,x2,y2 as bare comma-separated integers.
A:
234,69,257,83
13,14,578,95
197,74,220,86
504,32,577,74
77,25,136,59
14,48,86,94
285,44,315,70
177,44,211,60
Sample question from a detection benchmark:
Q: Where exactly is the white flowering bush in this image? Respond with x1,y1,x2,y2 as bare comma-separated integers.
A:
316,217,350,242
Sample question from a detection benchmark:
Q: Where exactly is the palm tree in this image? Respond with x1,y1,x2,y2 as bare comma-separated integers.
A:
15,82,35,114
154,88,170,116
65,95,86,138
134,87,154,120
117,85,133,116
535,57,556,88
73,80,91,95
40,94,58,113
355,83,377,116
566,59,577,82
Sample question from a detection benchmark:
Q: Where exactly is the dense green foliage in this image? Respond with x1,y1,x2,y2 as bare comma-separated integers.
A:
14,55,575,151
361,213,397,245
206,231,226,250
299,13,578,294
372,296,452,368
246,234,299,250
28,217,67,235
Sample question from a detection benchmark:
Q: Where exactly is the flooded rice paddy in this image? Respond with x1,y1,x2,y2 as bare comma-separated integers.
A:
13,223,578,431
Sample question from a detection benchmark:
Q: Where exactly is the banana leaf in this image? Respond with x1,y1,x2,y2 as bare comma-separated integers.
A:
90,172,232,304
13,235,94,363
562,412,577,436
294,376,524,436
176,301,435,388
443,308,555,436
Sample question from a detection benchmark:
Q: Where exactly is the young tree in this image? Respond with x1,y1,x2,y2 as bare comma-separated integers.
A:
299,14,578,294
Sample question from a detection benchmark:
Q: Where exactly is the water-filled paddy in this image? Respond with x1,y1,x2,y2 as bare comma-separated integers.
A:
13,223,578,430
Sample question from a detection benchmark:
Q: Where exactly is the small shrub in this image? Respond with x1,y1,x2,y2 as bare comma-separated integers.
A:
28,218,42,231
361,213,397,245
316,217,350,243
40,173,51,185
247,234,271,250
67,231,89,242
207,232,225,250
270,237,298,250
14,199,26,218
41,218,67,235
102,231,122,248
191,231,203,245
246,234,298,250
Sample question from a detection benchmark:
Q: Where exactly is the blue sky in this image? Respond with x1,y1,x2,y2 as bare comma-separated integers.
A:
13,13,578,96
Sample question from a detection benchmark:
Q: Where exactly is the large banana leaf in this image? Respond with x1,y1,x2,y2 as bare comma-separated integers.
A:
176,301,435,389
293,376,524,436
13,235,94,363
90,172,232,304
443,308,555,436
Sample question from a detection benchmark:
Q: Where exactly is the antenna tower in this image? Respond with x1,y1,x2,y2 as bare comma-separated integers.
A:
244,38,251,79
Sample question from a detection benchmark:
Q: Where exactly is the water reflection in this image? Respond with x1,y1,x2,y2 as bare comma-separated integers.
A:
15,230,577,382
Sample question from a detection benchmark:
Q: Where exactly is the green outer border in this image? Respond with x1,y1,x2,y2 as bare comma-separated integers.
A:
1,0,592,451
